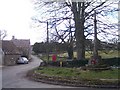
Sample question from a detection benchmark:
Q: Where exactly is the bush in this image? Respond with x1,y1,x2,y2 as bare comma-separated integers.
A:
48,60,88,67
66,60,88,67
48,57,120,67
48,61,60,66
102,57,120,66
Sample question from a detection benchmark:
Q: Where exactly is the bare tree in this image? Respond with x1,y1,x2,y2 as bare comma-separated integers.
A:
32,0,119,60
0,30,7,40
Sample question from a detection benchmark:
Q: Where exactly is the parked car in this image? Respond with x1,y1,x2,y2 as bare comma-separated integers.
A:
16,57,29,64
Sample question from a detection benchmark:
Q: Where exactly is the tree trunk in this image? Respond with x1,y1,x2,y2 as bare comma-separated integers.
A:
67,44,73,59
72,2,85,60
75,18,85,60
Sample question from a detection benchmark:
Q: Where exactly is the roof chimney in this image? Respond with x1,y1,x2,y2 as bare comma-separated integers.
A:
12,36,15,40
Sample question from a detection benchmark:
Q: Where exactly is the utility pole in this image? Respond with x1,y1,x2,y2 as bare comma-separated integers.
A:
46,21,49,62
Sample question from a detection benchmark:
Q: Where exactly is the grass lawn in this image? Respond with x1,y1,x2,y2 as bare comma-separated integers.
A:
34,50,119,86
85,50,119,59
39,54,67,61
35,67,119,80
39,50,119,61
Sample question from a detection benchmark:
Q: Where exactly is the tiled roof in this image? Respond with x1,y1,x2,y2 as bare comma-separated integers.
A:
12,39,30,48
2,40,21,55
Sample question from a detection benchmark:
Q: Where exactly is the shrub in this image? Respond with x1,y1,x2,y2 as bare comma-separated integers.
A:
48,60,88,67
102,57,120,66
65,60,88,67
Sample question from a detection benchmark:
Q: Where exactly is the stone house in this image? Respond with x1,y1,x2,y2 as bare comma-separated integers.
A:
2,41,21,65
2,36,31,65
11,37,31,59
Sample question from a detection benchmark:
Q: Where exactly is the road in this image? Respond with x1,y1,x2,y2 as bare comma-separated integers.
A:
2,55,118,90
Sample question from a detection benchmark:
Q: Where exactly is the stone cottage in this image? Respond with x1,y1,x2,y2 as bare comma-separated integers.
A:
2,36,31,65
11,36,31,59
2,41,21,65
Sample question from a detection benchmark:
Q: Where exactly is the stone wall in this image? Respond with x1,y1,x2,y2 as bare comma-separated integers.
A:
0,49,3,66
4,54,21,65
0,39,2,66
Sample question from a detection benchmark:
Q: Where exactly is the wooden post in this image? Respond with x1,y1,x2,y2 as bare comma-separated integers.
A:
46,21,49,62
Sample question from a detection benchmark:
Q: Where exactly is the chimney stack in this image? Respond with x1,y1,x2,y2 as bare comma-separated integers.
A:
12,36,15,40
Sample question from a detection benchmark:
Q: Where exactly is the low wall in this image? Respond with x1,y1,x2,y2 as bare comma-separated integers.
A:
4,54,21,65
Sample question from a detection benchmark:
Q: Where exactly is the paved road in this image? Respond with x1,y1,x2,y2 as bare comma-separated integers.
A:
2,55,118,90
2,55,73,88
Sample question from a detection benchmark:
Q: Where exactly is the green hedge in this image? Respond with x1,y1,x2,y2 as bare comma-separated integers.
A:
65,60,88,67
48,60,88,67
48,57,120,67
102,57,120,66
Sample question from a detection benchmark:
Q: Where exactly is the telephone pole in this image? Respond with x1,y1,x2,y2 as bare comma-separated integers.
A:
46,21,49,62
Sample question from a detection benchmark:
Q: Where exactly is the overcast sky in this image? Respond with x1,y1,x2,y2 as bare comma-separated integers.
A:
0,0,119,45
0,0,47,45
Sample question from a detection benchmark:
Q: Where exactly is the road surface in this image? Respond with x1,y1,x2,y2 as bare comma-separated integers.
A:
2,55,118,90
2,55,73,88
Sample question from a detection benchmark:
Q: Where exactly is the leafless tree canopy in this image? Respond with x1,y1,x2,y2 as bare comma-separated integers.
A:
32,0,119,59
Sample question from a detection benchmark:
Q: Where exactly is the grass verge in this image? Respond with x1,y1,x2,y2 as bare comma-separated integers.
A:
27,66,119,88
35,67,119,80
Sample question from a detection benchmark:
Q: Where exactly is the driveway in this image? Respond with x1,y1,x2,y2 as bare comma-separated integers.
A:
2,55,118,90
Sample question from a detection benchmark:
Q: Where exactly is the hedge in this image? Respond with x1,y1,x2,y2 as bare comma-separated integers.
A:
102,57,120,66
48,60,88,67
47,57,120,67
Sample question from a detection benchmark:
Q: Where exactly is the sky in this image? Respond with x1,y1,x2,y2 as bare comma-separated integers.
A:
0,0,119,45
0,0,46,45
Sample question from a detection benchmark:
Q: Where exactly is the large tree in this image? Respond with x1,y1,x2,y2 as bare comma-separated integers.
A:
32,0,118,60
